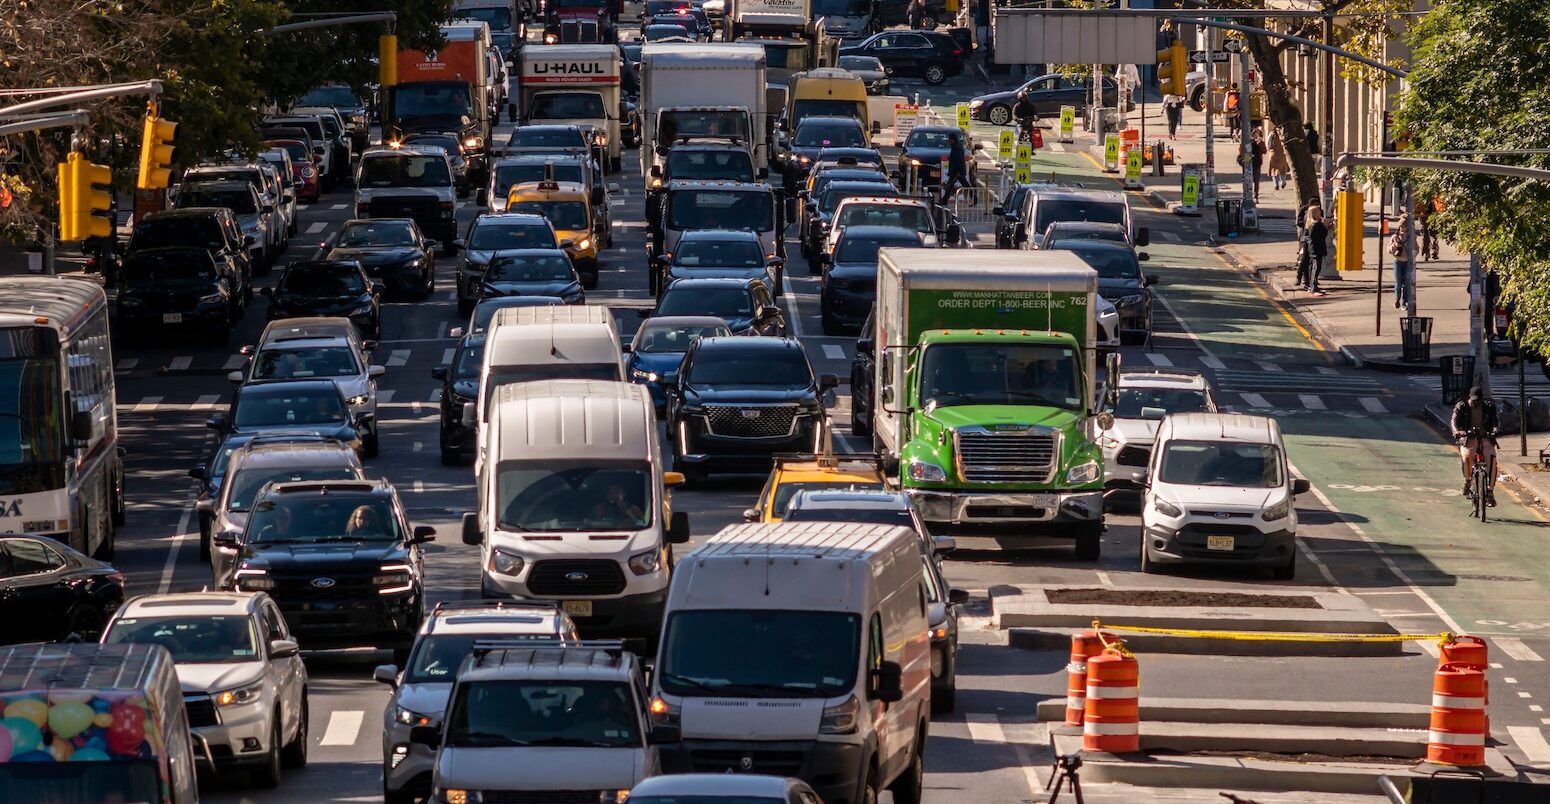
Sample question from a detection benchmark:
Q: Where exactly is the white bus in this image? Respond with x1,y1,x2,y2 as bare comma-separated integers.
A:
0,276,122,559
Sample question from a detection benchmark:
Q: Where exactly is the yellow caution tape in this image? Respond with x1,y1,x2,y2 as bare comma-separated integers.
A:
1093,627,1135,658
1092,619,1455,645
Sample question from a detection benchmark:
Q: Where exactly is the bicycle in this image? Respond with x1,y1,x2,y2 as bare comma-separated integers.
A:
1461,434,1497,522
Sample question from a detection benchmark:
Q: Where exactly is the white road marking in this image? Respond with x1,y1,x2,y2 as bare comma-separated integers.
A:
194,395,221,411
441,347,456,366
306,222,328,234
413,442,423,452
330,203,348,210
1199,356,1225,370
377,390,395,403
134,396,164,413
157,507,194,595
167,356,192,371
965,713,1003,744
1315,366,1339,375
1506,677,1519,684
386,349,411,367
319,710,364,747
1145,352,1174,367
1095,571,1113,587
223,354,247,370
1531,705,1544,713
1298,394,1326,410
429,389,443,402
1153,294,1219,360
1507,726,1550,764
822,344,845,360
116,358,138,371
1360,397,1388,413
1519,692,1534,699
1240,392,1271,408
413,480,424,494
1256,361,1283,372
1496,638,1544,662
781,273,804,338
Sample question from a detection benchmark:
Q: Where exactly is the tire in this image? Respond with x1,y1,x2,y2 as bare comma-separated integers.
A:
1074,521,1102,561
252,717,283,788
857,767,880,804
923,62,947,85
1139,538,1157,574
1271,551,1296,580
384,784,418,804
852,402,871,439
932,681,956,714
363,427,380,459
66,605,105,642
281,695,308,769
889,729,926,804
986,103,1012,126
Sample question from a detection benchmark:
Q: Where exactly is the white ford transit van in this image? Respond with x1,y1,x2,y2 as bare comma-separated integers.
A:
650,522,931,804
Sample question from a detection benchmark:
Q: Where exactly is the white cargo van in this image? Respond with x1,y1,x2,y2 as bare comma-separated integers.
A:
463,379,690,640
651,522,931,804
469,303,625,422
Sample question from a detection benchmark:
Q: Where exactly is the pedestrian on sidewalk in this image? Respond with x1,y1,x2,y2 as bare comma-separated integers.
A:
1389,212,1415,309
1416,198,1440,261
1304,122,1320,156
1267,128,1289,190
1298,205,1328,294
907,0,925,29
1250,128,1267,199
1163,93,1184,139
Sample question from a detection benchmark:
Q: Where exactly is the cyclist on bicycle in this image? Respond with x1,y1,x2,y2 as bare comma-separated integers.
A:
1451,385,1499,506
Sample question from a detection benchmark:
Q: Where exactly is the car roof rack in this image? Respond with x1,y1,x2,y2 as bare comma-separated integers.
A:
467,638,646,663
432,600,561,615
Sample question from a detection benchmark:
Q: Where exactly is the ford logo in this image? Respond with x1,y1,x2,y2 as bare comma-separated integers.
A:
565,571,589,581
310,577,336,589
1214,512,1232,519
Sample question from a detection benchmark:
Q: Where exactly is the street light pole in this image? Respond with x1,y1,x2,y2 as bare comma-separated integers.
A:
1320,10,1338,280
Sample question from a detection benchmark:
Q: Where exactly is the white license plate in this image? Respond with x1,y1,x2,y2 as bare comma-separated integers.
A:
1025,494,1058,508
561,600,593,617
161,313,182,324
1206,535,1236,551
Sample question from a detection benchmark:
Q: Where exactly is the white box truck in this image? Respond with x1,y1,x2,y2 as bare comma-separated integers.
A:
637,43,769,178
517,44,624,172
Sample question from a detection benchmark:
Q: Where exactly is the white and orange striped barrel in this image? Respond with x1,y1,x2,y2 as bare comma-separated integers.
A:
1064,631,1113,727
1082,649,1139,753
1427,662,1487,767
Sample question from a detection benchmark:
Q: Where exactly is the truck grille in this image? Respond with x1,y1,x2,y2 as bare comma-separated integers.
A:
704,405,799,439
482,792,603,804
184,694,219,728
689,748,805,775
527,559,626,596
956,430,1057,483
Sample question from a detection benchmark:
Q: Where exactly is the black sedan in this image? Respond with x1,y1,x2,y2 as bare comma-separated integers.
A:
839,30,964,86
897,125,981,189
851,308,877,438
207,379,367,457
819,225,925,335
324,218,437,300
263,259,382,338
116,246,246,342
654,277,785,337
479,248,585,303
0,534,125,644
653,230,780,295
968,74,1121,126
1048,239,1157,346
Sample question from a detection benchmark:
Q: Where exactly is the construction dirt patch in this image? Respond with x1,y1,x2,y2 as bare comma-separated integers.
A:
1182,750,1420,767
1045,589,1322,609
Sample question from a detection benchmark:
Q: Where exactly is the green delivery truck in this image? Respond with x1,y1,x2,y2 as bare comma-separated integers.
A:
867,249,1107,558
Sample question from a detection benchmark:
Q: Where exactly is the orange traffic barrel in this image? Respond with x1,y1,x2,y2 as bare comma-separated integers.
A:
1064,631,1113,726
1440,635,1488,671
1428,662,1487,767
1083,649,1139,753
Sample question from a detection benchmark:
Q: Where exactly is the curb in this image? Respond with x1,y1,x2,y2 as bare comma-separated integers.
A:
1007,627,1408,657
1032,698,1433,730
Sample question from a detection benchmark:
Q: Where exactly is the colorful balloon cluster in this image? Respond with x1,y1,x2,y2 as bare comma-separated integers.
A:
0,692,158,763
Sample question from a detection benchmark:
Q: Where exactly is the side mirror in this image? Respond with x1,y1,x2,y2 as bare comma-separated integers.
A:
870,660,903,703
647,725,682,745
453,239,467,251
1292,478,1312,495
559,238,575,249
1144,274,1158,286
461,512,482,545
424,239,441,253
856,337,874,354
195,499,216,516
1013,222,1027,245
313,146,326,157
70,410,93,443
409,725,441,748
373,665,399,686
663,471,685,487
742,508,761,523
944,223,962,245
362,339,378,352
227,371,245,383
269,639,300,659
259,286,273,297
188,465,209,482
992,206,1005,216
948,587,970,605
1096,411,1117,429
932,534,957,555
411,525,437,544
205,413,229,432
1135,226,1151,247
431,366,449,381
477,188,488,207
212,531,240,550
368,365,387,378
354,411,375,426
667,511,691,545
461,402,477,428
819,373,839,390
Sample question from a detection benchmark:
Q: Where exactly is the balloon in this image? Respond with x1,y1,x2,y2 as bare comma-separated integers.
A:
49,738,73,761
4,699,48,728
106,703,146,755
48,701,95,739
0,727,11,762
1,717,42,755
12,750,55,762
71,747,110,762
94,713,114,729
91,698,113,713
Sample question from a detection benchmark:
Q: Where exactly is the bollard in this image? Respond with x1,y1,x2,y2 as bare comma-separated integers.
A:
1082,649,1139,753
1064,631,1113,726
1427,662,1487,767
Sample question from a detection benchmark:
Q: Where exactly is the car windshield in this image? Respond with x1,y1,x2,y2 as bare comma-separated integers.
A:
660,610,860,697
280,264,366,295
405,633,561,684
469,221,557,250
673,238,764,268
1068,247,1141,280
132,218,225,251
495,162,584,194
795,121,866,147
771,482,882,516
454,341,485,379
497,461,653,531
821,184,894,214
251,346,360,379
233,389,346,428
125,252,214,282
666,149,754,181
906,130,956,149
837,204,932,234
645,25,690,40
657,286,752,318
486,254,574,282
208,437,249,480
634,322,729,354
528,92,607,120
785,504,913,527
688,349,809,387
840,55,883,71
359,154,451,188
509,129,586,149
668,190,772,232
509,200,589,231
178,186,256,213
246,495,399,544
297,86,360,107
227,465,359,513
1034,199,1126,236
104,615,259,664
403,135,461,156
1045,227,1127,246
338,221,416,247
836,233,919,263
919,343,1083,410
1159,440,1285,488
268,140,311,162
1112,387,1211,418
446,679,639,748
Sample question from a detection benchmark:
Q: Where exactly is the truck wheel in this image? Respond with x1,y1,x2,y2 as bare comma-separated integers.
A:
1074,522,1102,561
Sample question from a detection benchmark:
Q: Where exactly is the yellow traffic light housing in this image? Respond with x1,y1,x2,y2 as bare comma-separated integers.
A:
58,152,113,242
137,113,178,190
1157,42,1188,97
1335,190,1364,272
379,35,398,88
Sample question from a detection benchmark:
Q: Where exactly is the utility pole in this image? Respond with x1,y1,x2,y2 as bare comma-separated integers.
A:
1237,42,1254,228
1203,24,1214,202
1469,252,1488,397
1402,181,1417,317
1320,10,1339,280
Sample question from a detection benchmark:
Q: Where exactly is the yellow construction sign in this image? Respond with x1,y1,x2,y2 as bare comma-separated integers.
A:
997,129,1014,160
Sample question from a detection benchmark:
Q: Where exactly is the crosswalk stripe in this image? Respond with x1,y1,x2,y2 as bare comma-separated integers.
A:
1200,356,1225,370
1496,638,1545,662
319,710,364,746
386,349,410,367
167,356,192,371
306,221,328,234
1256,361,1283,373
133,396,163,413
194,395,221,411
1240,392,1271,408
1507,726,1550,764
1360,397,1388,413
1298,394,1326,410
822,344,845,360
223,354,246,370
1145,352,1174,367
329,203,348,210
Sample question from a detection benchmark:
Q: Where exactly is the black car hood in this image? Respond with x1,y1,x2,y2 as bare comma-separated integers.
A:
272,293,372,315
972,87,1020,105
482,280,579,297
328,246,421,266
122,278,218,295
682,384,814,405
1098,277,1144,298
828,261,880,281
233,422,357,442
242,540,407,572
905,146,951,164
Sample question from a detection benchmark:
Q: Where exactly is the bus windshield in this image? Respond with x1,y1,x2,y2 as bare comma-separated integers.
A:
668,190,772,232
0,331,68,495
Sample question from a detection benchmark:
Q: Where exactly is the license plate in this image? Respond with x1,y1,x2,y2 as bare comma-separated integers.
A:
1025,494,1058,508
561,600,593,617
1206,535,1235,551
162,313,182,324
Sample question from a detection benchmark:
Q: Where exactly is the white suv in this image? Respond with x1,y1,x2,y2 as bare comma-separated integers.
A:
102,592,309,788
231,317,386,456
1099,367,1217,490
375,601,579,804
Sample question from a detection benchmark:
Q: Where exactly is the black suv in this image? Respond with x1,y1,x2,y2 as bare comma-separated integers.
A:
666,336,836,483
839,30,965,86
128,208,254,286
432,332,486,465
207,379,368,457
222,479,433,663
850,307,877,438
116,247,246,342
264,259,382,338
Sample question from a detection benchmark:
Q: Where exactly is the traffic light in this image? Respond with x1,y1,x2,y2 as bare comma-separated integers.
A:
136,112,177,190
379,34,398,88
1157,41,1188,97
58,152,113,242
1335,189,1364,272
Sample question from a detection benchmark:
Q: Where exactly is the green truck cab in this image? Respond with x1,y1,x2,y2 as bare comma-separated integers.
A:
868,249,1106,559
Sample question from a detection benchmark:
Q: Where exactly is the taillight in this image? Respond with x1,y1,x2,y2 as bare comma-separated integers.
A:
952,48,962,56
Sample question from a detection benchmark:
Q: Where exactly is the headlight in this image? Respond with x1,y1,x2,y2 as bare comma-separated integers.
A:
599,791,630,804
463,260,488,275
1116,294,1146,307
909,158,922,166
969,100,983,110
214,682,264,707
489,547,524,576
907,459,947,483
1262,498,1291,521
404,258,425,270
1098,435,1120,449
393,704,433,727
441,790,479,804
797,155,810,164
819,694,860,735
233,568,273,590
1066,461,1100,484
301,167,315,178
577,238,593,251
373,563,415,594
463,136,483,149
1152,497,1183,518
649,696,679,726
631,369,660,382
628,548,663,576
346,393,370,407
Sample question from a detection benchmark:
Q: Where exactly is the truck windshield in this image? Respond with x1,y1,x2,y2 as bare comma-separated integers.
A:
391,83,474,119
793,99,864,125
528,92,606,121
668,190,772,232
659,610,860,698
815,0,871,14
0,335,68,495
1160,441,1284,488
1033,200,1126,237
359,155,451,188
406,634,560,683
666,149,754,181
0,761,162,803
104,615,259,663
509,200,589,231
658,110,750,146
919,343,1083,410
447,679,640,748
496,460,653,531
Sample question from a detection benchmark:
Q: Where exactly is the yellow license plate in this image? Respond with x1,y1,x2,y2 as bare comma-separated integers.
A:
561,600,593,617
1206,535,1235,551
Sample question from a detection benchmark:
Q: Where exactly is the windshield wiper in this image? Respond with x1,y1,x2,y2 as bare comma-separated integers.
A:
659,673,726,692
450,731,516,746
1001,390,1066,407
507,737,628,748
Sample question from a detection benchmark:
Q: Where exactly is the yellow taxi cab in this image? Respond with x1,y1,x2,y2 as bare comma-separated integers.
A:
506,179,600,288
743,429,886,522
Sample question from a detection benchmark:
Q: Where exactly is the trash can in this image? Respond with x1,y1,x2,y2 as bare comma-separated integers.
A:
1440,353,1474,405
1400,316,1433,363
1216,199,1241,236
